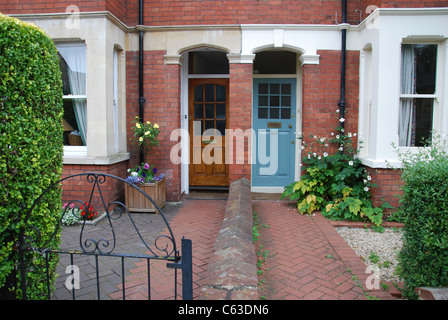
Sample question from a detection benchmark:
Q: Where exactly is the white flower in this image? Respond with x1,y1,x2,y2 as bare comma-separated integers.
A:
364,187,369,192
331,132,335,136
336,109,340,113
339,146,344,151
301,145,305,150
314,135,317,139
349,161,353,166
320,137,325,142
313,152,317,157
131,172,138,177
323,152,328,157
354,133,357,137
318,156,322,160
339,117,345,123
336,135,340,139
363,179,368,184
348,133,352,138
367,175,372,181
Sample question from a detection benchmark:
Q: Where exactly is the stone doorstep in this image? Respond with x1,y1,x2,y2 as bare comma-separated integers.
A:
415,287,448,300
199,178,259,300
382,283,448,300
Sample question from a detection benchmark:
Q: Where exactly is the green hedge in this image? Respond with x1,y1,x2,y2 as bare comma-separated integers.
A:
396,138,448,299
0,14,63,299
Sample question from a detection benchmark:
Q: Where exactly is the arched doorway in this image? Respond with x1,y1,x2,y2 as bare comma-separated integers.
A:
251,50,302,191
181,49,230,190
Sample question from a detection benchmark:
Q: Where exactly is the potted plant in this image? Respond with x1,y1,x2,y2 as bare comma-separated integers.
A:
125,117,166,213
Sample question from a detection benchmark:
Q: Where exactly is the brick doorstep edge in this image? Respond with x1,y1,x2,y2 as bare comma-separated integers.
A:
199,178,259,300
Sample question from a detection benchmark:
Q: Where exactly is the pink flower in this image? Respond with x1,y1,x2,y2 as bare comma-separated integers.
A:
144,163,150,169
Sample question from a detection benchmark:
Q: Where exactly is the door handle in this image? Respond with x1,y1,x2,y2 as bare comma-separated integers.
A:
288,124,292,129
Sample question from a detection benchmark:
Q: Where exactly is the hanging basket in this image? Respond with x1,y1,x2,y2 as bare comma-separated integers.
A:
124,178,166,213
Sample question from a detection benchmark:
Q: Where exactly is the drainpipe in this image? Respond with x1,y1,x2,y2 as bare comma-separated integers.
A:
138,0,146,163
338,0,347,151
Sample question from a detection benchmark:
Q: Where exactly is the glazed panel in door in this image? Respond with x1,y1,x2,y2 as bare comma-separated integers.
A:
189,79,229,187
252,78,296,187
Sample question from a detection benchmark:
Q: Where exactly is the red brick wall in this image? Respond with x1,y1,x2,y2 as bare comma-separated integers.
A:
61,161,128,211
1,0,106,15
228,63,253,183
359,0,448,19
366,167,403,211
0,0,361,26
126,50,183,202
138,0,362,26
126,51,140,163
1,0,127,24
301,50,359,153
3,0,447,26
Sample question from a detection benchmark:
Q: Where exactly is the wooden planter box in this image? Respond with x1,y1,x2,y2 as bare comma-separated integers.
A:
124,178,166,213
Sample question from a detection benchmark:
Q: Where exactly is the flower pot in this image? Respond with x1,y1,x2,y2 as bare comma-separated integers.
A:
124,178,166,213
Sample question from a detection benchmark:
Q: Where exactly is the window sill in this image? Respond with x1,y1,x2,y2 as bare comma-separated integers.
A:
63,152,130,165
359,157,402,169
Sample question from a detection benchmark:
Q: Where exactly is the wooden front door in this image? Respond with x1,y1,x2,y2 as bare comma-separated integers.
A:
189,78,229,187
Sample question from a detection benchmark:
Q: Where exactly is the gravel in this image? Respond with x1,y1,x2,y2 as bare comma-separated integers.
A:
336,227,404,282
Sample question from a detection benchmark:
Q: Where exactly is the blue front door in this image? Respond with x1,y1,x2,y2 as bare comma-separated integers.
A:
252,78,296,187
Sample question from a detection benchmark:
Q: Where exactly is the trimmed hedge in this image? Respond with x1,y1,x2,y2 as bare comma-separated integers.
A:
0,14,63,299
396,139,448,299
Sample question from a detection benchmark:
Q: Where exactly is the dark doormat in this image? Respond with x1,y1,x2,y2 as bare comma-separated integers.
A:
185,190,229,200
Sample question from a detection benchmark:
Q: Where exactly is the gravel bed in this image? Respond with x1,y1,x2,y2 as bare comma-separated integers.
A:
336,227,404,282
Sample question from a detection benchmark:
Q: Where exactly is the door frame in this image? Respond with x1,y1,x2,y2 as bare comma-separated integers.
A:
180,51,230,194
251,73,303,193
188,78,229,187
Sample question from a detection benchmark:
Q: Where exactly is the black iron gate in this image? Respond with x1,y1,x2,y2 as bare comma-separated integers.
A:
18,173,192,300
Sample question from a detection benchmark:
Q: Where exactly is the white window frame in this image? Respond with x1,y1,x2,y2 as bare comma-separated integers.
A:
398,41,442,155
57,42,88,157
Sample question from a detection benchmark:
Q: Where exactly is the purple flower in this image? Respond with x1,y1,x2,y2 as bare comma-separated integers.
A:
153,168,157,174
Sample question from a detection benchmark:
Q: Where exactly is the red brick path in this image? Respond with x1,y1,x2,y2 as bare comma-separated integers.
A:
110,198,395,300
253,200,395,300
110,199,226,300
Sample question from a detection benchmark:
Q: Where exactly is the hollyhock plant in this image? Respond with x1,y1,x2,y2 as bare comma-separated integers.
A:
281,109,391,227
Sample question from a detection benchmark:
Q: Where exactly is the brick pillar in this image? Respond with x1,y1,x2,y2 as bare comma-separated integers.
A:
132,51,183,202
228,60,253,184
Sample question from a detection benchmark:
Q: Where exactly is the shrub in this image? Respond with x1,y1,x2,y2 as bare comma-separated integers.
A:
282,113,390,226
395,137,448,299
0,14,63,299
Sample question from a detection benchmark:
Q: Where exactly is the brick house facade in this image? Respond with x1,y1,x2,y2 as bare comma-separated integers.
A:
2,1,448,208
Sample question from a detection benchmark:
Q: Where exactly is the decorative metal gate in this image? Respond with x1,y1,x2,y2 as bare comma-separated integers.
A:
18,173,192,300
